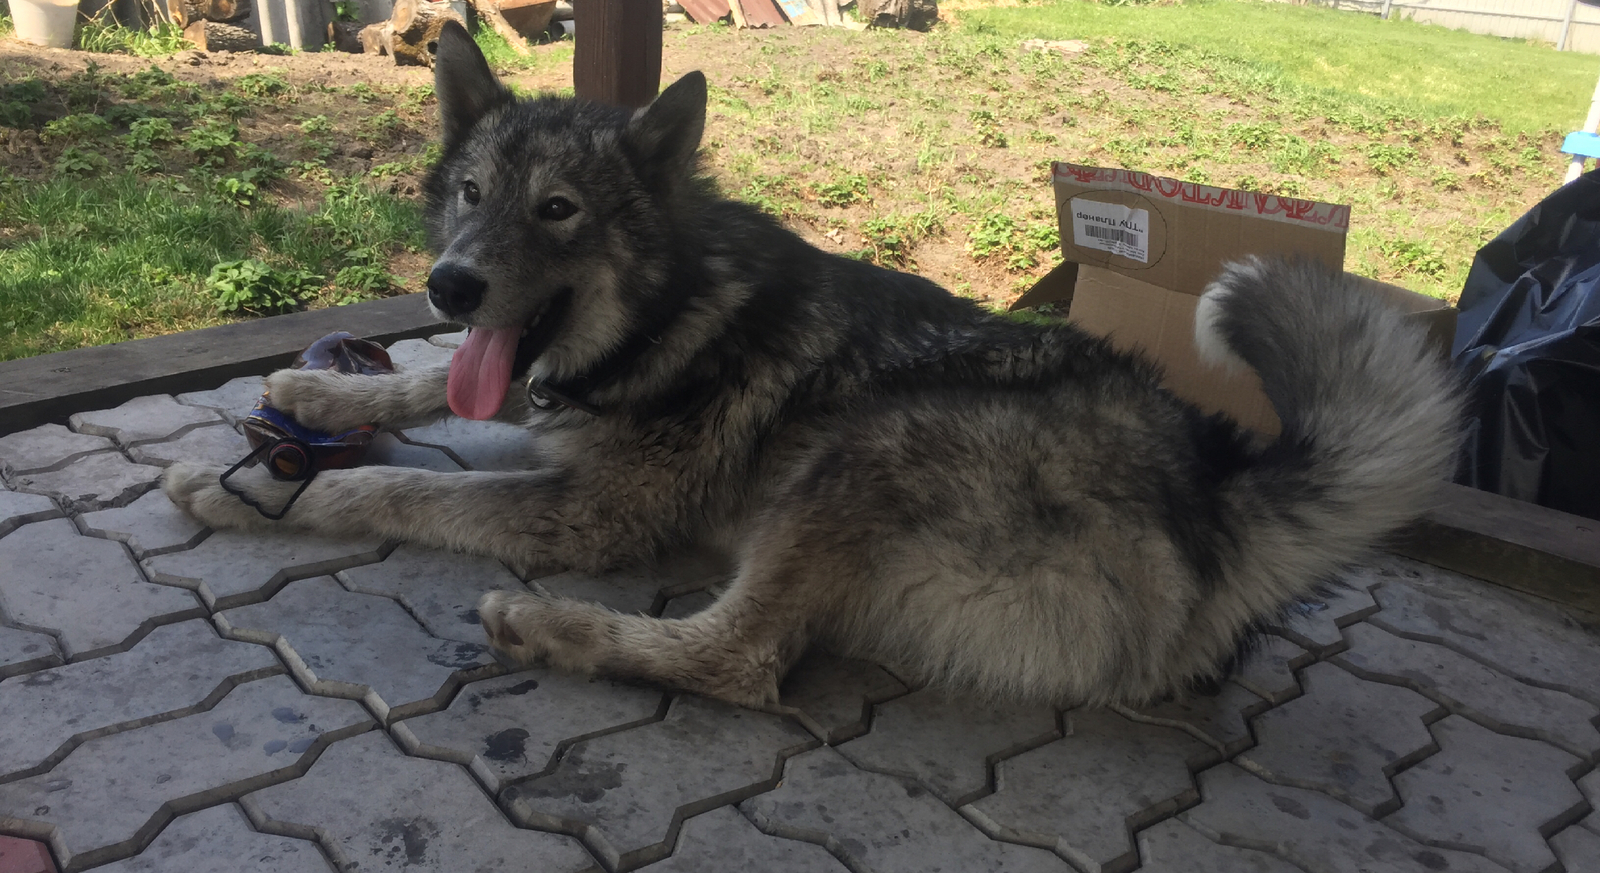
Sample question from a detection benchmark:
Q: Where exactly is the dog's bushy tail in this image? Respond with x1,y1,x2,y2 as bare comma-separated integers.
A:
1192,257,1462,625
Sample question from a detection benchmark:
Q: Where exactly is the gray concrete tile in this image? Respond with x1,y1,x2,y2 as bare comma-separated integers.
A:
1135,819,1304,873
0,619,281,780
0,675,370,872
1370,573,1600,706
1237,661,1441,816
743,746,1071,873
0,490,64,539
0,519,201,659
127,424,252,470
1336,622,1600,758
1122,680,1264,761
176,376,269,426
70,395,224,447
1232,634,1311,705
837,688,1059,806
9,452,164,513
965,709,1208,873
394,669,664,792
1550,820,1600,871
93,803,333,873
384,338,453,371
1580,769,1600,809
144,530,388,610
0,424,114,476
1269,585,1379,655
397,419,545,472
217,576,500,724
1385,716,1584,873
364,432,465,472
242,729,595,873
635,806,848,873
427,329,468,348
531,552,729,616
503,694,816,871
79,491,207,559
777,652,910,744
337,544,524,644
1183,763,1507,873
0,624,60,680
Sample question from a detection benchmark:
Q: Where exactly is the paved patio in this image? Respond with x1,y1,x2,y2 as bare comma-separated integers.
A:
0,327,1597,873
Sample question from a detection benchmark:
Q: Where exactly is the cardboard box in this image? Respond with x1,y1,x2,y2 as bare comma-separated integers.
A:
1014,163,1457,435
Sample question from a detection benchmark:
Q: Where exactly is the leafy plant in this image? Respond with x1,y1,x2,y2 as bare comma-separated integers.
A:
813,173,871,208
55,146,110,177
1365,143,1417,175
206,259,322,314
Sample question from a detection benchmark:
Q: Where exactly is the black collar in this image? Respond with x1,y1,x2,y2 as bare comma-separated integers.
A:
518,259,700,417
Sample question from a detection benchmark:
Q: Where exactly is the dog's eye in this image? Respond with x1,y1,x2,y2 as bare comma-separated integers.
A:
462,181,480,206
538,197,578,222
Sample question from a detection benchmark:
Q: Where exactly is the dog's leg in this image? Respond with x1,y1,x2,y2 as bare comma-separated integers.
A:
163,462,660,576
263,361,454,432
478,556,823,708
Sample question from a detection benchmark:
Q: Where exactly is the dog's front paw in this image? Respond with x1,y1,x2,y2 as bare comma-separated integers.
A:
162,462,293,531
263,368,366,432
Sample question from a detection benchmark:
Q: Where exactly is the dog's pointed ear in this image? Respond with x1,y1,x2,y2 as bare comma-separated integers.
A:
434,21,510,148
625,71,707,181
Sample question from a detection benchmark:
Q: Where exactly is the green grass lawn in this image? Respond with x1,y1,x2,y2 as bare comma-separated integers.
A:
962,0,1596,134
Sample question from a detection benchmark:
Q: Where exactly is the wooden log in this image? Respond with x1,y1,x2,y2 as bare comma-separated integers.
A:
573,0,661,108
183,19,259,50
498,0,555,42
388,0,465,67
858,0,935,30
359,21,391,54
468,0,533,55
328,18,365,51
181,0,250,23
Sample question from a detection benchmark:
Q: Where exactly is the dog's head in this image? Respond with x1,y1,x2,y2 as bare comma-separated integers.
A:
422,22,707,419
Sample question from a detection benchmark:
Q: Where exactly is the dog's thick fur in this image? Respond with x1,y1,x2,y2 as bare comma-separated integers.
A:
164,24,1462,709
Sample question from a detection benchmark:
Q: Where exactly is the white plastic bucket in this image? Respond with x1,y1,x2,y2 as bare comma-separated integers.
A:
11,0,80,48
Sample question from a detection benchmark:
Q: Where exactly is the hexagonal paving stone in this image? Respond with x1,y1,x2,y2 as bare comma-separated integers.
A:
503,694,816,871
0,425,114,476
0,490,63,538
79,491,207,560
0,519,201,659
1236,662,1442,816
1121,680,1264,761
1231,634,1311,705
1549,820,1600,871
242,730,594,873
1135,819,1303,873
394,669,664,792
837,689,1059,806
70,396,224,448
965,709,1209,873
0,676,370,872
0,620,281,780
93,803,332,873
127,424,252,470
635,806,848,873
0,625,60,680
217,576,500,724
1335,622,1600,758
777,652,910,745
1369,574,1600,706
337,544,526,644
530,551,730,617
9,453,163,513
1268,585,1378,655
144,530,389,610
176,376,269,426
383,338,453,371
427,329,467,348
1183,764,1507,873
1385,716,1585,873
395,419,545,472
742,746,1071,873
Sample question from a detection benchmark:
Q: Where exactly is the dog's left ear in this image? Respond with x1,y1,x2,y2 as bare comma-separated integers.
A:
434,21,512,150
624,71,707,184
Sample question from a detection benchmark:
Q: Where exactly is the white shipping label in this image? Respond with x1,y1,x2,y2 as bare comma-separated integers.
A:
1069,198,1150,263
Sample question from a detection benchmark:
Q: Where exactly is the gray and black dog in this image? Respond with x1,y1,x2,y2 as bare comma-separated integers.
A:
165,22,1461,709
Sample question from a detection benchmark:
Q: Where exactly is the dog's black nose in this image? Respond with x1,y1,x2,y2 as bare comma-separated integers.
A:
427,263,488,317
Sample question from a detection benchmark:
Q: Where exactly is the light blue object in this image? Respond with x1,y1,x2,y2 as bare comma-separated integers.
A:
1563,131,1600,159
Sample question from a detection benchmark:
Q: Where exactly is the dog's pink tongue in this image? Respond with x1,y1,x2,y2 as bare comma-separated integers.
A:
448,327,521,420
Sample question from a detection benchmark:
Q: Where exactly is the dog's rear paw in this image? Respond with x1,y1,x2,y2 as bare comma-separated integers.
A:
477,590,555,666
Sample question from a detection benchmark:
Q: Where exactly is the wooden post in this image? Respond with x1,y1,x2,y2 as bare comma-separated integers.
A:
1558,0,1578,51
573,0,662,109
